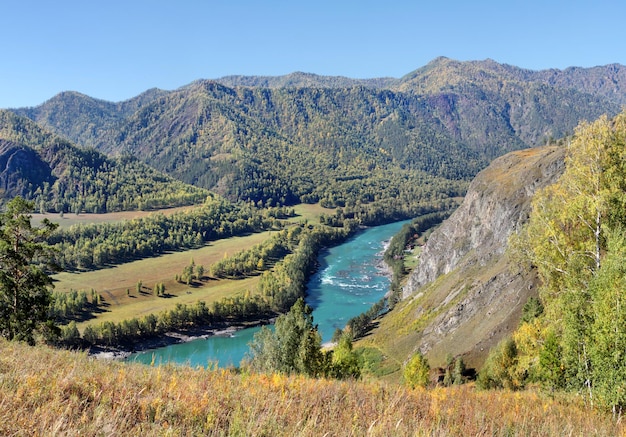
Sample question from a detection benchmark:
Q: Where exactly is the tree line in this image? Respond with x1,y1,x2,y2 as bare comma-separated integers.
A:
383,210,452,308
48,198,294,271
208,227,296,279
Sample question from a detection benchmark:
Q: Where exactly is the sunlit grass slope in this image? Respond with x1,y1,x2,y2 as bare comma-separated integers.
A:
0,340,621,436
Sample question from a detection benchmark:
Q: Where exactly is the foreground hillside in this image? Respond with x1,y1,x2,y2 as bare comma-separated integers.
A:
0,340,621,436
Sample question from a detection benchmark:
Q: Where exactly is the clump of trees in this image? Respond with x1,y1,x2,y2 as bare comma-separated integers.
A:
178,260,204,285
245,298,361,379
49,289,93,321
403,351,430,389
403,351,469,389
481,110,626,414
209,229,293,279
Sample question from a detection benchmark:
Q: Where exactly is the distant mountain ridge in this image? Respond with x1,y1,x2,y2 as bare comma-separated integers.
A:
10,58,623,211
0,110,209,212
214,71,398,89
396,57,626,104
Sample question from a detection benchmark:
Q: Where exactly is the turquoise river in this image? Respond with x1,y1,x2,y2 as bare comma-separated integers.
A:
127,220,409,368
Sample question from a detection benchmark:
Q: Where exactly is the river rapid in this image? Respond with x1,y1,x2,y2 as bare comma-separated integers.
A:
127,220,409,368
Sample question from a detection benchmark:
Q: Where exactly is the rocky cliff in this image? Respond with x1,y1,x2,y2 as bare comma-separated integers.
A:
364,145,566,369
403,146,565,298
0,139,54,200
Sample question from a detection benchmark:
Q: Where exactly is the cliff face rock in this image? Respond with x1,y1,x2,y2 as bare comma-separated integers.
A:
403,146,565,299
372,146,566,368
0,139,54,199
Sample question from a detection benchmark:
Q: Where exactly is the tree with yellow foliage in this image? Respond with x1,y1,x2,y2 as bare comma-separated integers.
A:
509,110,626,411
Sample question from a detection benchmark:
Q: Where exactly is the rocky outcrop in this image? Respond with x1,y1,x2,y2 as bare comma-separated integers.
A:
391,145,566,368
403,146,565,298
0,139,54,199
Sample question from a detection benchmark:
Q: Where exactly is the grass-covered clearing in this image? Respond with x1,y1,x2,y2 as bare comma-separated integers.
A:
53,232,270,328
288,202,330,223
31,204,197,229
50,203,333,329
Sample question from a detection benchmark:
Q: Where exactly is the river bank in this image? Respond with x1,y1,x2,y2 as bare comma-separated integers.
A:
88,319,274,361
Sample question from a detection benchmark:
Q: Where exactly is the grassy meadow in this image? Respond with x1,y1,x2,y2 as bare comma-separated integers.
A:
31,205,197,229
53,232,269,328
49,203,330,330
1,339,622,436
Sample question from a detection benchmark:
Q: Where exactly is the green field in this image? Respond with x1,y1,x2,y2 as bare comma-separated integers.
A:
288,203,330,223
31,205,197,229
53,232,270,328
51,203,333,329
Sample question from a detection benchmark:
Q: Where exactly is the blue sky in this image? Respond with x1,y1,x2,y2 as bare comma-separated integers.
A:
2,0,625,108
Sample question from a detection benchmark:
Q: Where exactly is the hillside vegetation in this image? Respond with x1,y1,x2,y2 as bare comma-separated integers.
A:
0,110,210,212
13,59,622,213
369,109,626,414
477,110,626,412
0,339,621,436
359,143,567,376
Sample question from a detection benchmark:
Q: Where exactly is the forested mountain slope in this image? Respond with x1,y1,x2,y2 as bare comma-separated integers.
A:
0,110,209,212
11,88,169,149
11,58,622,211
396,57,622,145
214,71,398,89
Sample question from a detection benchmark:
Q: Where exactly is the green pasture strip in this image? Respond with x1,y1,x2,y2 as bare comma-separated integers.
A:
31,205,198,229
77,276,261,329
51,203,330,328
52,232,271,327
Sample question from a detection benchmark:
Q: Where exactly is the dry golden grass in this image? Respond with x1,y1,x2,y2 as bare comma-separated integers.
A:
0,340,622,436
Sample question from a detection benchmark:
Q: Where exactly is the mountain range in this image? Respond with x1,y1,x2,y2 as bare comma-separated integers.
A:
8,57,626,213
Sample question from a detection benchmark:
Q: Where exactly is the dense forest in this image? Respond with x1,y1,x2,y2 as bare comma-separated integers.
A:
12,59,623,214
0,110,210,212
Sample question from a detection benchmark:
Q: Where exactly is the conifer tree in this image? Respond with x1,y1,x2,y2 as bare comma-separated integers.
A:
0,197,59,344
